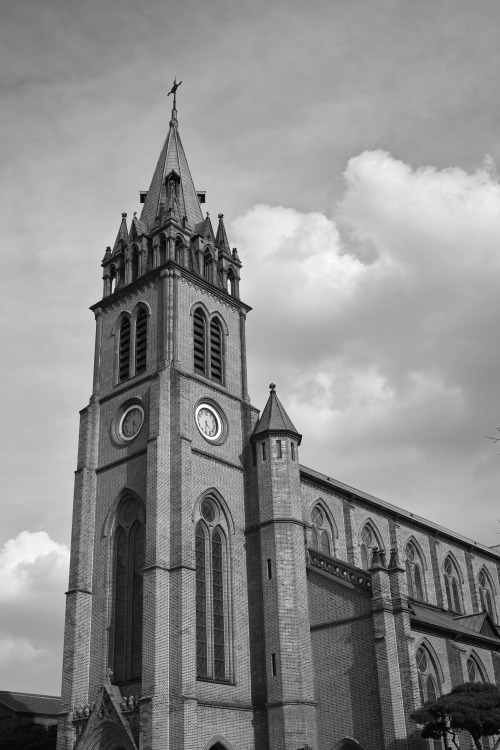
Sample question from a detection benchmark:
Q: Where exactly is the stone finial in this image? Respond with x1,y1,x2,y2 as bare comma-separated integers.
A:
269,383,276,392
388,547,403,570
218,213,224,220
121,212,127,218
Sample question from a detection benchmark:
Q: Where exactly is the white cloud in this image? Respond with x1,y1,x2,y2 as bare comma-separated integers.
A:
234,150,500,543
0,532,68,694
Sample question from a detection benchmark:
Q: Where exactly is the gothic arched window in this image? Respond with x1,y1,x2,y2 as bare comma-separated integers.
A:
159,235,167,265
175,238,184,266
195,496,229,682
478,569,497,621
444,555,463,613
210,317,223,384
119,317,131,383
405,541,426,601
467,653,487,683
110,495,145,684
193,308,225,384
135,307,147,376
310,504,333,556
193,308,207,376
203,250,212,282
131,246,139,282
416,646,440,706
227,269,236,297
360,523,380,570
110,265,117,294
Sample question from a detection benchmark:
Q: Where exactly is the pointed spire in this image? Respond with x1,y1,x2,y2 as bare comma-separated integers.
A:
140,83,203,231
216,213,231,257
112,213,128,253
252,384,302,443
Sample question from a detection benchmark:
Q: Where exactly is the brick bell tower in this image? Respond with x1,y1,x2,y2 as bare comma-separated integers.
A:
57,85,262,750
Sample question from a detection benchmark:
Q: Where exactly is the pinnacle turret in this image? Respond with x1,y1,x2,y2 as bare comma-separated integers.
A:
252,384,302,443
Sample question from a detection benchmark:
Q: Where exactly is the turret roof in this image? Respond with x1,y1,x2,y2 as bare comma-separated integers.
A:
140,106,203,231
253,385,301,442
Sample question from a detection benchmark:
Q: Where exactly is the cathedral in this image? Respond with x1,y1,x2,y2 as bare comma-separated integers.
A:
57,91,500,750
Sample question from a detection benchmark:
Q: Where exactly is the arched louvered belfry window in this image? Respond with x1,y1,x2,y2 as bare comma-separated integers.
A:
210,317,223,383
135,307,147,376
193,308,207,376
310,504,333,556
110,495,145,684
405,541,426,601
131,246,139,282
444,555,464,613
195,496,229,681
478,569,497,621
119,317,131,383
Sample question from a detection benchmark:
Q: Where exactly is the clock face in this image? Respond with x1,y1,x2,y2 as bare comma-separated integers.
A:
119,405,144,441
195,404,222,441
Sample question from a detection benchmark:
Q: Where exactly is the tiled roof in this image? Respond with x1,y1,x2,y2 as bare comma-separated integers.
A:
0,691,61,716
140,109,203,231
253,387,301,439
410,601,500,646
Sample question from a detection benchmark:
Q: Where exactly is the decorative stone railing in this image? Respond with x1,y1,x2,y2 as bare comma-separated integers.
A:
307,548,372,593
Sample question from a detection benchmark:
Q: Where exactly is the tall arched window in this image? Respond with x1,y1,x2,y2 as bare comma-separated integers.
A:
467,653,487,683
405,541,426,601
110,495,145,684
416,646,440,706
193,308,225,384
131,246,139,282
227,269,236,297
193,308,207,376
203,250,212,282
159,235,167,265
210,317,223,383
444,555,463,613
175,238,184,266
478,569,497,620
110,266,117,294
195,496,229,682
135,308,147,376
360,523,380,570
310,504,333,556
119,317,131,383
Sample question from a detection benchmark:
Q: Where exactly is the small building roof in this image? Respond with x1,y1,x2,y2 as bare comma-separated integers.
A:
0,691,62,716
253,385,301,442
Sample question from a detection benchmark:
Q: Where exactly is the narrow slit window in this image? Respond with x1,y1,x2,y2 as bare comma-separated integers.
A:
267,559,272,579
271,653,277,676
135,308,147,375
290,442,295,461
276,439,282,458
193,309,206,375
119,318,131,383
262,443,266,461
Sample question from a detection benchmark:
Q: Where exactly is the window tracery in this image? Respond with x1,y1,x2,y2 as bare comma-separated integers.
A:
310,504,333,556
195,495,230,682
405,540,426,601
110,494,144,684
443,555,463,613
359,523,380,570
478,568,497,620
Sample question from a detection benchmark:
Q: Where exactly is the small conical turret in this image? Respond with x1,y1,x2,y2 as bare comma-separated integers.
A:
252,383,302,444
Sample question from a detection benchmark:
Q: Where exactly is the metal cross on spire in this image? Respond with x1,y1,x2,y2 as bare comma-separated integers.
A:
167,77,182,110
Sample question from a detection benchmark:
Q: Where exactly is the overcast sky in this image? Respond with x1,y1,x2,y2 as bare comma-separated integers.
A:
3,0,500,696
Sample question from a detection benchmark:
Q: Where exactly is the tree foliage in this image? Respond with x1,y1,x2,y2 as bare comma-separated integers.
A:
411,682,500,750
0,722,57,750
